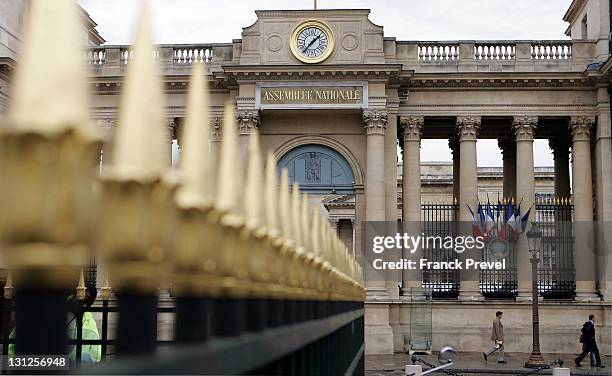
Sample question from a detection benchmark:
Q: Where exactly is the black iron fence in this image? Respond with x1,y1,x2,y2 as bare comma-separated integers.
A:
534,198,575,299
419,199,575,300
0,293,364,375
421,203,460,299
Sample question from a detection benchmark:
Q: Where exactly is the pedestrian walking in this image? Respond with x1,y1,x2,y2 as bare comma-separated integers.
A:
483,311,506,363
575,314,605,368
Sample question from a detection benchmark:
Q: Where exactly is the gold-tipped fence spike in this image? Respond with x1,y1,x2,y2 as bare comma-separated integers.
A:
101,272,112,301
216,102,241,216
291,183,303,247
76,268,86,301
311,209,321,258
264,152,280,237
176,62,213,208
7,0,94,139
244,129,264,230
111,3,167,178
279,169,293,241
301,193,311,251
3,272,14,300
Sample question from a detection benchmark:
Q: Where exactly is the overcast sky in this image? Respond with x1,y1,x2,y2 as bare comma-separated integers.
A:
79,0,574,166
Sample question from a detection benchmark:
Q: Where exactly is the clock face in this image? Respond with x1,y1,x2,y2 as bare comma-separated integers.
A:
290,20,335,64
296,27,329,58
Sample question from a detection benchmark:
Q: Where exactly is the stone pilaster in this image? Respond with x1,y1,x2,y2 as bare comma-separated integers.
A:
548,137,571,199
400,116,423,296
498,136,516,200
594,87,612,302
570,115,599,301
236,110,260,163
513,115,537,301
456,115,483,301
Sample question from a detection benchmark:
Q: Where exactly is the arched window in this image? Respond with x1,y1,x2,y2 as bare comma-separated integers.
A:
277,144,355,194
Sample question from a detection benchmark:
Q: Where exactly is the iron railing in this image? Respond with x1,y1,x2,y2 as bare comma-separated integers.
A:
420,203,460,299
0,296,364,375
419,201,575,300
535,200,575,299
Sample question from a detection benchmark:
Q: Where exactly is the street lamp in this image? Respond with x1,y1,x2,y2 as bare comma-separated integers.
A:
525,222,545,368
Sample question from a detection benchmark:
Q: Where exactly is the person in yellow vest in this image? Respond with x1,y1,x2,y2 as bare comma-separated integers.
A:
9,285,101,364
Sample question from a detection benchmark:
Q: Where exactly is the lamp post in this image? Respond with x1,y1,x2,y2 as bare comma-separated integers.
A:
524,222,545,368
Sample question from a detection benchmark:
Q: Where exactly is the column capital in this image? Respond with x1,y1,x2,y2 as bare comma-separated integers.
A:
235,110,260,135
362,109,388,135
456,115,480,141
498,136,516,156
548,137,571,159
570,115,595,142
513,115,538,141
399,116,423,142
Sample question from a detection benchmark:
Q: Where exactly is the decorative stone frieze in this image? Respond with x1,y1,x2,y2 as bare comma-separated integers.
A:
235,110,260,134
513,115,538,141
456,115,480,141
569,115,595,142
362,110,388,135
399,116,423,142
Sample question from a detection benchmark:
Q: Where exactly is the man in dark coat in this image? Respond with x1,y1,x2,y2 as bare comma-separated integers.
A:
575,314,604,368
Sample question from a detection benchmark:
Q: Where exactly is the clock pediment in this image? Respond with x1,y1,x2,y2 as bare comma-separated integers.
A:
238,9,384,65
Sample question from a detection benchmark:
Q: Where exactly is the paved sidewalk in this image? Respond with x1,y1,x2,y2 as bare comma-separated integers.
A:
366,352,611,375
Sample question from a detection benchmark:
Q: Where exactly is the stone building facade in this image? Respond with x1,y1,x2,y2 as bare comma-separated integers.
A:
1,0,611,356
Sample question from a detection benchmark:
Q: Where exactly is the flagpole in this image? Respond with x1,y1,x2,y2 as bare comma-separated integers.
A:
314,0,317,10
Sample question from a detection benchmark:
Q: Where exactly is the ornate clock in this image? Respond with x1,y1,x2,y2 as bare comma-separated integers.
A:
290,20,335,64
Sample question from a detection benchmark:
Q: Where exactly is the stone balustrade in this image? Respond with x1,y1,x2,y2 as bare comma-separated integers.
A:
84,39,595,75
417,43,459,62
84,43,233,75
395,40,594,73
474,42,515,60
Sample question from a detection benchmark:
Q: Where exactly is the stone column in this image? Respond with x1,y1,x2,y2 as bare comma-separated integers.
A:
570,115,599,301
513,115,537,301
549,137,571,199
236,110,260,164
364,110,388,222
400,116,423,296
363,109,393,355
363,109,388,298
449,136,460,204
456,115,483,301
498,136,517,200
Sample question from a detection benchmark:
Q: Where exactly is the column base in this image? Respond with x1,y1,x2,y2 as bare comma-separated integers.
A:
457,291,484,302
400,288,428,302
515,293,543,303
574,291,601,302
366,287,390,301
